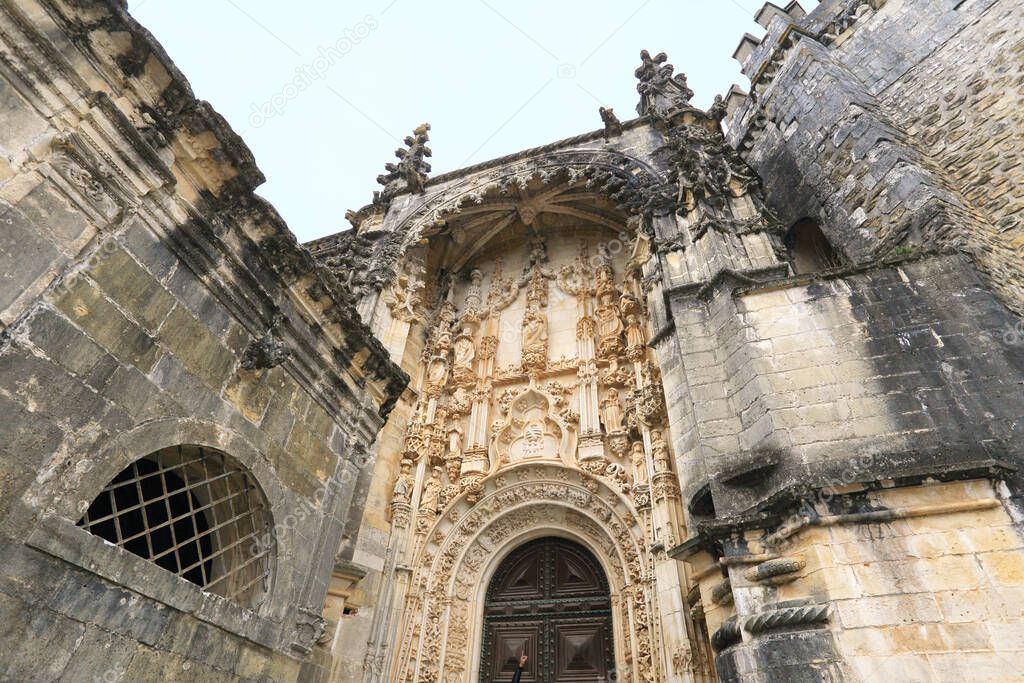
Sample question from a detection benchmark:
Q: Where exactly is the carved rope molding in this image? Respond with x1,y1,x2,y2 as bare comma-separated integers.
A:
744,602,831,635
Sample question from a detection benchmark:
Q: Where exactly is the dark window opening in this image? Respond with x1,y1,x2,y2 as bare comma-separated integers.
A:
80,458,213,587
785,219,842,274
77,445,273,608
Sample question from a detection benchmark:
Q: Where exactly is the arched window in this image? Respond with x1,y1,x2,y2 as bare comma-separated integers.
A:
77,445,273,609
785,218,841,274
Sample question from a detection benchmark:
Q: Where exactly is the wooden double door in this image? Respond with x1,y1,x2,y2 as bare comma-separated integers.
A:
480,538,615,682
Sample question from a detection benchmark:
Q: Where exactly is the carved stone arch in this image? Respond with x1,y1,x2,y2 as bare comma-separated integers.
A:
394,462,660,683
393,148,672,256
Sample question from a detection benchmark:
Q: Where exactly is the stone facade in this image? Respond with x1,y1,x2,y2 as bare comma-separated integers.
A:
0,0,404,680
1,0,1023,682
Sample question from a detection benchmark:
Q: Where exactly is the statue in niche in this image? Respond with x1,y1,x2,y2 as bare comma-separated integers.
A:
523,308,547,348
651,429,671,472
521,304,548,374
452,325,476,385
631,441,648,485
596,291,624,358
392,458,414,504
625,313,646,360
445,424,464,481
528,239,548,270
453,332,475,368
420,466,444,513
601,387,625,434
426,356,449,393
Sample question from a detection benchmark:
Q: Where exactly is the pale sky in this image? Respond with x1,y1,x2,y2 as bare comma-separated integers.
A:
126,1,818,242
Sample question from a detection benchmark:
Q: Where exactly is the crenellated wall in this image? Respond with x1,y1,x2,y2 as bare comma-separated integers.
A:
727,0,1024,311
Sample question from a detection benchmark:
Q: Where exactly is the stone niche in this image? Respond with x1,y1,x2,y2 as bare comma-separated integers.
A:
494,385,573,466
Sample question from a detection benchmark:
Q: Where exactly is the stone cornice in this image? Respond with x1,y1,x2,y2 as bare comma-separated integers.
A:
11,0,408,419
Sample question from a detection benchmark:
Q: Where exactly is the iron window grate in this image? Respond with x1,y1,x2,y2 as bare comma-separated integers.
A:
78,445,273,609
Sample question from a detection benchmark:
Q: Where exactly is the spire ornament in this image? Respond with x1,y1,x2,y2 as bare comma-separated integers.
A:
374,123,432,207
635,50,694,119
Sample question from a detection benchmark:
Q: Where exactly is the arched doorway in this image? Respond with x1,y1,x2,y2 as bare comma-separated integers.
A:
480,537,615,682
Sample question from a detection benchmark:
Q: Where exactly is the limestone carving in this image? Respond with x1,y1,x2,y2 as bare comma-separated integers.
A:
375,122,432,206
601,387,625,434
420,466,444,514
635,49,694,118
494,387,570,466
599,106,623,137
631,441,649,485
392,459,414,505
383,259,426,323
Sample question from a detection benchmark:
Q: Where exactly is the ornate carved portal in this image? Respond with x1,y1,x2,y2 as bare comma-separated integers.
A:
382,179,693,683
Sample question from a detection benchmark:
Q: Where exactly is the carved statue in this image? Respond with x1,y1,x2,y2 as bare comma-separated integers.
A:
452,325,476,385
599,106,623,137
597,293,624,338
635,49,694,118
446,425,464,480
708,94,727,123
384,260,426,323
523,309,548,349
596,291,624,358
601,388,625,433
426,356,449,393
651,429,671,472
453,332,474,368
631,441,648,485
420,466,444,513
392,458,414,504
521,305,548,374
625,312,646,359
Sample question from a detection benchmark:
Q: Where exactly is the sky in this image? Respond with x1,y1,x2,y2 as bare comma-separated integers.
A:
126,1,818,243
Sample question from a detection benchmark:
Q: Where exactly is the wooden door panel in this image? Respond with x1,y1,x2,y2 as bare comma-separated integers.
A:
552,618,612,682
488,622,541,682
481,538,613,683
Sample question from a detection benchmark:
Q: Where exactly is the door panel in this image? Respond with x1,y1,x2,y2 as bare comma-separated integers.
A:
481,538,614,683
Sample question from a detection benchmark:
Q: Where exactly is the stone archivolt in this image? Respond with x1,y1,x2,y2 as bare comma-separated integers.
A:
393,463,656,683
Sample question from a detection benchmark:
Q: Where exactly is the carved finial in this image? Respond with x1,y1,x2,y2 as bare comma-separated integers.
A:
635,50,694,119
708,94,728,124
373,123,433,207
599,106,623,137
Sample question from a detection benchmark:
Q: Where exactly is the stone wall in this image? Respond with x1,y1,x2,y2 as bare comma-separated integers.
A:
727,0,1024,312
662,253,1024,680
0,0,403,680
